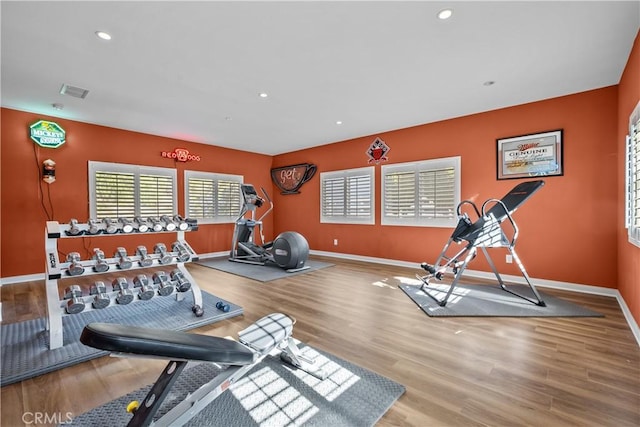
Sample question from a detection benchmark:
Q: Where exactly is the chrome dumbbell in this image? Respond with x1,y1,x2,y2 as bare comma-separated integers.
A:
173,215,190,231
90,281,110,309
92,248,110,273
160,215,177,231
86,219,101,235
66,218,83,236
63,285,85,314
103,218,118,234
172,241,191,262
170,269,191,292
66,252,85,276
112,277,134,305
134,216,150,233
136,246,154,267
114,247,133,269
154,243,174,265
133,274,155,300
152,271,174,296
148,217,164,232
118,217,134,234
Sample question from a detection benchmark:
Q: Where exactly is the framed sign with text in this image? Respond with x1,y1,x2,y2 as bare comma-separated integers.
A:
497,130,563,180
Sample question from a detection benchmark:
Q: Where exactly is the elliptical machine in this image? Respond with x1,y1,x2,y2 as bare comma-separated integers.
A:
229,184,310,272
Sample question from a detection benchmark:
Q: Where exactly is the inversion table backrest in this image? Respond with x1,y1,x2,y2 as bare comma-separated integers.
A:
454,180,545,244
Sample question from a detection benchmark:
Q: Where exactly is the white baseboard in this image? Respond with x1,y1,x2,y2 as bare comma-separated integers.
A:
0,273,44,286
2,250,638,346
310,250,640,346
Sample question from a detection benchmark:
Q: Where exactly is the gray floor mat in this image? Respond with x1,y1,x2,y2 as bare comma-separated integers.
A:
1,291,242,386
71,344,405,426
400,283,603,317
196,258,334,282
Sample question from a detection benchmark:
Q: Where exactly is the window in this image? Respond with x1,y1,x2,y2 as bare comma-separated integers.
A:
320,167,374,224
381,156,460,227
89,161,177,220
626,101,640,247
185,171,243,223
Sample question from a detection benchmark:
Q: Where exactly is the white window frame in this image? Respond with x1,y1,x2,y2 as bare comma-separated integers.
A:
184,171,243,224
626,101,640,247
89,161,177,220
320,166,375,225
381,156,461,228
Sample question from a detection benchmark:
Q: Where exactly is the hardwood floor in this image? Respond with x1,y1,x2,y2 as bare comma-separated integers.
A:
1,256,638,426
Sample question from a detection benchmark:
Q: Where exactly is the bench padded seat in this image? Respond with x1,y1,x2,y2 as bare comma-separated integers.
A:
80,323,255,364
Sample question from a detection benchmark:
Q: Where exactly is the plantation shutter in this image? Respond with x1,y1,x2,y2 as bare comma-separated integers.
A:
418,167,456,219
139,174,175,217
187,178,215,219
627,103,640,245
184,171,243,223
346,174,372,217
94,171,135,219
216,180,242,217
321,177,346,217
384,171,416,218
320,167,374,224
89,162,177,220
381,157,460,227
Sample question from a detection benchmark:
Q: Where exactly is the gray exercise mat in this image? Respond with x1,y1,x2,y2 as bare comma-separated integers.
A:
0,291,242,386
70,345,405,426
196,258,334,282
400,283,603,317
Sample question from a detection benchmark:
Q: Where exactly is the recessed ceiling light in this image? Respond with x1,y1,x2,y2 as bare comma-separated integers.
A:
336,121,343,125
437,9,453,20
259,92,268,98
95,31,111,40
225,116,233,121
483,80,496,86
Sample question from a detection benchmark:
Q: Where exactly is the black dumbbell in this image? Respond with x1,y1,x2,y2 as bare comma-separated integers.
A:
216,301,230,312
192,305,204,317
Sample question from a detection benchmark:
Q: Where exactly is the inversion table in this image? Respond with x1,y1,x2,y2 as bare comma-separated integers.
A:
417,180,546,307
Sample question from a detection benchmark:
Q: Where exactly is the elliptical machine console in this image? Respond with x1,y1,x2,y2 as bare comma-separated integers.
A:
229,184,310,272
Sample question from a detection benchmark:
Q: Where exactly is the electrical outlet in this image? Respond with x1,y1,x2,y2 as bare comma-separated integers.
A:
333,239,338,246
506,254,513,263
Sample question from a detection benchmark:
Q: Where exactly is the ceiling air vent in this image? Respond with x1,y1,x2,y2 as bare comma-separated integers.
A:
59,84,89,99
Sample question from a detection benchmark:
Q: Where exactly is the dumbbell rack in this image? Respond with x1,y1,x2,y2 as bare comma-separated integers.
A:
44,220,202,350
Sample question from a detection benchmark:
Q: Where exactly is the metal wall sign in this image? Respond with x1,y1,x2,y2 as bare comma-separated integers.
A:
30,120,66,148
367,137,390,164
270,163,317,194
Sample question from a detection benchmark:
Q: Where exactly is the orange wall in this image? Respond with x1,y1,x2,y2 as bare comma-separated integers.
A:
1,49,636,324
0,108,273,277
617,31,640,325
273,87,620,289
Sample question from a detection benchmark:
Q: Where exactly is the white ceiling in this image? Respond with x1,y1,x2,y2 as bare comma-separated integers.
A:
2,1,639,155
